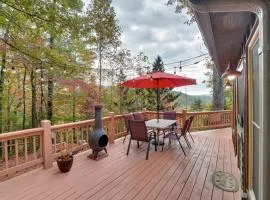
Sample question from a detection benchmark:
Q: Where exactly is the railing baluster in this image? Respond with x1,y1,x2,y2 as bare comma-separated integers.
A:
4,141,8,169
66,129,68,152
71,128,74,149
33,136,37,160
53,132,56,153
76,127,79,145
86,126,88,141
15,139,19,166
25,137,28,162
60,130,63,151
39,135,43,157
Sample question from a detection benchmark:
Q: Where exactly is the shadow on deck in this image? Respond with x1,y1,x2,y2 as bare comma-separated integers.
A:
0,128,240,200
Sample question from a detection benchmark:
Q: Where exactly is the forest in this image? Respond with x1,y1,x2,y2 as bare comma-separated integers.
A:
0,0,231,133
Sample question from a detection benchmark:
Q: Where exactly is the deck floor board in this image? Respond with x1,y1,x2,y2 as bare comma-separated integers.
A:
0,128,240,200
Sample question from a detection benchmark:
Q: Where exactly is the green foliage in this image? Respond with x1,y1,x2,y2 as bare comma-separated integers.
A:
0,0,122,132
134,52,151,75
224,88,233,110
152,55,165,72
85,0,121,90
167,0,195,25
190,98,204,111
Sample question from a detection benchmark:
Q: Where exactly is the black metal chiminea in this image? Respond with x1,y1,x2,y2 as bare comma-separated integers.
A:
88,104,108,160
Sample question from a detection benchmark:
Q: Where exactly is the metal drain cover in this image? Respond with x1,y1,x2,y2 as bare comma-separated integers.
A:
212,171,239,192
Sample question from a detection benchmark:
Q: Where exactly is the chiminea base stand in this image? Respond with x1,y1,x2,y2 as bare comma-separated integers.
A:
88,148,108,161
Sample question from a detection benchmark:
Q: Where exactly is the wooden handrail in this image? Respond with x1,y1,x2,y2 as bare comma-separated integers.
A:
0,109,232,179
51,119,95,131
0,128,43,141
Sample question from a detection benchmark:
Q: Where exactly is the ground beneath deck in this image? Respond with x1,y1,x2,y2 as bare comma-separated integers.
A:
0,128,240,200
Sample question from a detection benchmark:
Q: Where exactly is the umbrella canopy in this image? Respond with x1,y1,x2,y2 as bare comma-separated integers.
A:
122,71,196,119
122,71,196,89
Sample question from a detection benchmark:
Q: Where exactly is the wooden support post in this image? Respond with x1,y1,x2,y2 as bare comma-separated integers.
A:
41,120,53,169
108,112,115,144
182,109,187,125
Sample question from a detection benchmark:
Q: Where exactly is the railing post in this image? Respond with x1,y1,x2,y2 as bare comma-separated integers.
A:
182,109,187,123
41,120,53,169
108,112,115,144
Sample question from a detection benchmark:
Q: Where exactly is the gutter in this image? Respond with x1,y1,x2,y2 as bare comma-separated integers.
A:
190,1,270,200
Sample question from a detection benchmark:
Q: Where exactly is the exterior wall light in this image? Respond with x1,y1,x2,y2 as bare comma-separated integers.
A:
221,62,241,80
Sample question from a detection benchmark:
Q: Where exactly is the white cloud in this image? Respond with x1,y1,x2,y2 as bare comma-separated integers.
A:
109,0,211,95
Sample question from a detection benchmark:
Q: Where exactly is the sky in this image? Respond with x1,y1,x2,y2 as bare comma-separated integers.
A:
83,0,212,95
111,0,211,95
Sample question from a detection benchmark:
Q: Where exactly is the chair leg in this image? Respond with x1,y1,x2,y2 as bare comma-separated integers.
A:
188,131,195,143
154,132,157,151
137,141,140,148
126,137,131,156
175,134,186,156
146,140,151,160
123,135,127,144
162,132,165,151
184,135,191,148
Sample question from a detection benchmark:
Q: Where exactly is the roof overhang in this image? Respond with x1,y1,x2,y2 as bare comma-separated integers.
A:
190,1,256,74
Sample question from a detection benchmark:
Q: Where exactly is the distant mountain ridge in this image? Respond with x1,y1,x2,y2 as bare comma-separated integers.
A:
173,91,212,109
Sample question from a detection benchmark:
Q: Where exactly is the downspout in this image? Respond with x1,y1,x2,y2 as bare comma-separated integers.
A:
190,1,270,200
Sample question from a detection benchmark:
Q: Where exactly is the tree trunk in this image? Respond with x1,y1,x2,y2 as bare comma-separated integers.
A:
212,67,224,110
6,86,11,132
22,64,27,129
40,63,45,122
0,50,6,133
99,39,102,93
72,89,76,122
0,30,10,133
47,37,54,121
30,69,37,127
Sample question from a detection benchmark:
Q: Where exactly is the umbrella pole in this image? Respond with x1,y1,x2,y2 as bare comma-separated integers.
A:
157,80,160,120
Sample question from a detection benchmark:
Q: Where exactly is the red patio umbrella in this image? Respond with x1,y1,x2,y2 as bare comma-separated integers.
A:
122,71,196,119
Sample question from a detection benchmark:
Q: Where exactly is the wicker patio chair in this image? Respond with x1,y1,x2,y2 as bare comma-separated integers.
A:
127,120,155,160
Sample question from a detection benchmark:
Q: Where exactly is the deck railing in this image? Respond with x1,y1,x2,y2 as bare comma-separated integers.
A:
0,109,231,180
144,110,231,131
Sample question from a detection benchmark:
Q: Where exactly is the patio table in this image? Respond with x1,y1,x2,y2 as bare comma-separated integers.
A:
145,119,177,151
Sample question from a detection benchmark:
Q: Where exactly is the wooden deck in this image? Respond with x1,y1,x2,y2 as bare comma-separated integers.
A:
0,128,240,200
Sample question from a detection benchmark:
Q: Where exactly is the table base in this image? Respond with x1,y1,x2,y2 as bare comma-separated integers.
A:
151,140,164,145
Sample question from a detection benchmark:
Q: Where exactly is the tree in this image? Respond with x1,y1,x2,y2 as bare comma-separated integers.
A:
85,0,121,93
57,79,100,122
130,52,152,111
167,0,195,25
134,52,151,75
117,68,127,113
146,55,166,111
152,55,165,72
224,88,233,110
0,0,95,130
203,60,224,110
162,91,181,110
191,98,203,111
151,55,180,111
167,1,227,111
